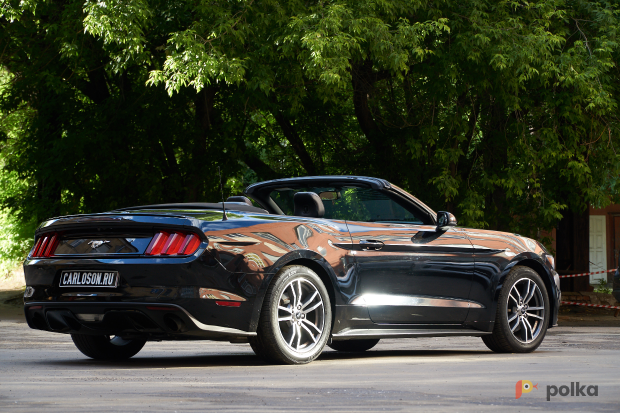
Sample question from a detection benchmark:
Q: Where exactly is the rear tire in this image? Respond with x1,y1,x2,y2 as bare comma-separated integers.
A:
328,339,380,352
482,266,550,353
71,334,146,360
250,265,332,365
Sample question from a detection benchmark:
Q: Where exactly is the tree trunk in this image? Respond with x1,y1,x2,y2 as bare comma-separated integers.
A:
186,87,217,201
351,60,396,181
480,96,509,231
273,113,316,175
557,208,590,292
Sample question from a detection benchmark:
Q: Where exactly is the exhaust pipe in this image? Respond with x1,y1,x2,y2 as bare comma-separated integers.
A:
163,314,186,332
46,310,82,332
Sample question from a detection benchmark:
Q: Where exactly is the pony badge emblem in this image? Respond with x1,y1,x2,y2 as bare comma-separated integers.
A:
88,240,110,249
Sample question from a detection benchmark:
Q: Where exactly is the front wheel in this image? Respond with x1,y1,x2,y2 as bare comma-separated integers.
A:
250,265,332,364
482,266,550,353
71,334,146,360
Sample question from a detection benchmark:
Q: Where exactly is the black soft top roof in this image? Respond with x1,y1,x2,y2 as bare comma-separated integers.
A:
114,202,268,214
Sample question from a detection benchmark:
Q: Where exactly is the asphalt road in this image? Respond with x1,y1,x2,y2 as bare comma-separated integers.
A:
1,320,619,412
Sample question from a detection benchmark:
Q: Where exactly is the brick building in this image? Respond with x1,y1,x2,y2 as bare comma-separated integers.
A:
552,206,619,292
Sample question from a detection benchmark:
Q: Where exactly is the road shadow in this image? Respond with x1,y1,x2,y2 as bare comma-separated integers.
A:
35,348,494,369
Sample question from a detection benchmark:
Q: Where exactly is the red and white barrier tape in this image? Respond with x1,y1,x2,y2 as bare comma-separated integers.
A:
561,301,620,310
559,269,616,279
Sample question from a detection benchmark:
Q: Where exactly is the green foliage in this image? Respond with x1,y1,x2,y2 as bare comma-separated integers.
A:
0,151,36,273
0,209,36,276
593,278,613,294
0,68,36,271
84,0,154,72
0,0,620,255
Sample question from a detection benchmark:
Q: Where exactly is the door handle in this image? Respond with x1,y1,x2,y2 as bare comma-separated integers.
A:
359,239,385,251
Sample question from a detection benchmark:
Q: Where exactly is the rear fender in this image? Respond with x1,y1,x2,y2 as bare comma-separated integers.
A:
248,250,344,332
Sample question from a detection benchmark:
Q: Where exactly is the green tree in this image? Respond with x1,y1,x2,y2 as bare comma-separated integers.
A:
1,0,619,253
0,69,37,272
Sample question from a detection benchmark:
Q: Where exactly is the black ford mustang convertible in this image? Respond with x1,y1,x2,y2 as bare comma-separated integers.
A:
23,176,560,364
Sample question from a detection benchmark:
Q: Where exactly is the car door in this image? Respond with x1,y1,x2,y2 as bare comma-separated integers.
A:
340,188,475,325
347,222,475,324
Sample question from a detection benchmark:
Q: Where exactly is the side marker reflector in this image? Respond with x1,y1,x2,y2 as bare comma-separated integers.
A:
215,301,241,307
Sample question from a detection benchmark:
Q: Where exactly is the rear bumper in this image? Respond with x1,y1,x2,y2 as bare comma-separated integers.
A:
24,302,255,341
23,251,266,333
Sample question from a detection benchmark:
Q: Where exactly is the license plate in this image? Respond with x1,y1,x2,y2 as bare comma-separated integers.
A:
59,271,119,288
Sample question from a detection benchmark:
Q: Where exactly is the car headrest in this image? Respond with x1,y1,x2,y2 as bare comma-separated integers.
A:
293,192,325,218
226,196,253,206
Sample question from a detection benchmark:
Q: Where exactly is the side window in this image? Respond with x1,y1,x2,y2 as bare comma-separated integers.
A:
269,187,425,224
333,187,424,224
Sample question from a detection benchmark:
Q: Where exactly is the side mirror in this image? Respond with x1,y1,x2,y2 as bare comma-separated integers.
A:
436,211,457,231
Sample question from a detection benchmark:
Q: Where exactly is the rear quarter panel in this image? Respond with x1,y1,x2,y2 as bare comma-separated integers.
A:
200,214,357,329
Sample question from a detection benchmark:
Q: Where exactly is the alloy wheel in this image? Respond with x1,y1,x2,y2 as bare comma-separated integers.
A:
277,278,325,353
506,277,545,343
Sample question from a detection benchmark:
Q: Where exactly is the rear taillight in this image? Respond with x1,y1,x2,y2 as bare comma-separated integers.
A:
145,231,202,256
30,233,60,258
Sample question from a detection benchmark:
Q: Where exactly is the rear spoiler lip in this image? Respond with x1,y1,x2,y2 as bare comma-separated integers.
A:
38,212,188,223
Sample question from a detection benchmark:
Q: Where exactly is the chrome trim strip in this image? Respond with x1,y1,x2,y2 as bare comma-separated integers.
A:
332,328,491,340
350,294,484,309
176,306,256,336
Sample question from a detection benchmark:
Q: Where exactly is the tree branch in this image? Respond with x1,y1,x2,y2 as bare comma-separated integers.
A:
273,112,316,175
